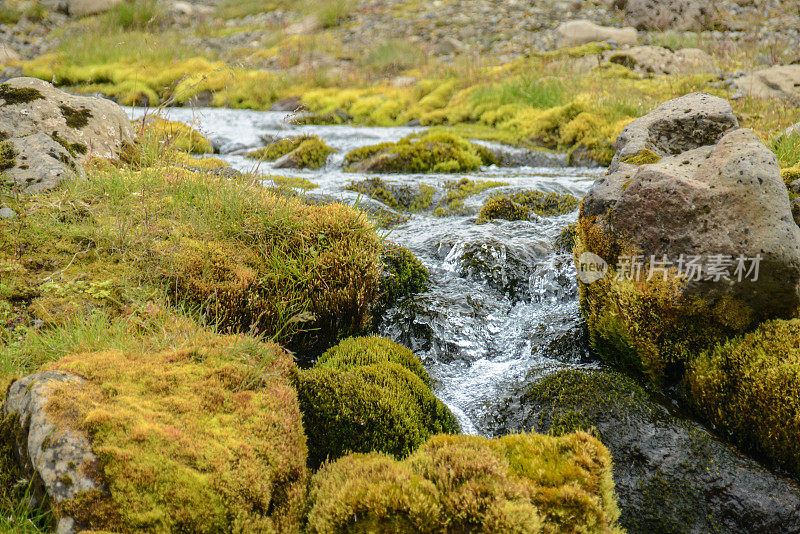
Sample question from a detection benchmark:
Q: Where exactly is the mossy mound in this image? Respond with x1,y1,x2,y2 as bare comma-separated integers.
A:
554,222,579,253
0,139,17,171
307,432,622,533
315,335,430,385
478,190,579,223
247,135,333,169
146,118,214,154
293,337,458,468
41,337,307,533
379,244,429,309
688,318,800,476
344,132,495,174
781,166,800,187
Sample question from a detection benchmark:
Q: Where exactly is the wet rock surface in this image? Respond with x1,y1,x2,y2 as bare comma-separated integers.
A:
492,368,800,534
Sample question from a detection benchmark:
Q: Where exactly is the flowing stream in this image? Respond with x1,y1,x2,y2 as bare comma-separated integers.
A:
128,107,604,434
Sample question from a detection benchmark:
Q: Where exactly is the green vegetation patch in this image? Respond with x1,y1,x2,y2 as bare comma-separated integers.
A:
344,132,495,174
0,140,17,171
307,432,623,533
434,178,507,217
247,135,333,169
478,190,579,223
347,177,434,212
50,133,88,158
620,149,662,166
378,244,429,309
59,105,93,130
688,318,800,476
0,84,44,105
146,119,214,154
42,337,307,532
293,336,458,468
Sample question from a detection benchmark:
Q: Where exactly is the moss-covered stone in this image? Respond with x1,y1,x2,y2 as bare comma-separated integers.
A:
293,339,458,468
781,166,800,187
50,133,88,158
379,244,429,309
307,432,622,533
0,83,44,105
344,132,493,173
620,149,662,166
42,337,307,532
347,177,435,212
554,222,579,253
247,135,333,170
478,190,579,223
434,178,506,216
315,335,431,385
59,104,93,130
688,318,800,476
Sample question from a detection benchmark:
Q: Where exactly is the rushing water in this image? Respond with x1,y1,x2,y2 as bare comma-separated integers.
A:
127,107,604,434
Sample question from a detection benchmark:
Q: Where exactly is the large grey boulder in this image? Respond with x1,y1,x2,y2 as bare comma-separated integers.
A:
585,113,800,321
2,133,81,194
731,65,800,100
494,368,800,534
2,371,106,534
612,0,724,31
609,92,739,173
555,20,638,48
0,77,134,193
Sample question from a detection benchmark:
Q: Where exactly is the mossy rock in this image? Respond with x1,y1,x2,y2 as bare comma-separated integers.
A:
293,338,458,468
0,139,17,171
344,132,494,174
378,244,429,309
0,83,44,105
688,318,800,477
434,178,507,217
781,166,800,187
37,337,308,532
315,335,431,385
494,368,800,533
554,222,579,253
347,177,435,212
247,135,333,169
307,432,623,533
477,190,579,223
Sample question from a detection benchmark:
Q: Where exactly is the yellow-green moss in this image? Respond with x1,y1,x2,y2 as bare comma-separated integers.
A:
434,178,507,217
478,190,579,223
346,177,434,212
0,140,17,171
620,149,662,166
315,335,430,386
41,337,307,532
307,432,622,533
145,118,214,154
292,352,459,468
554,222,579,253
781,166,800,187
246,135,333,168
574,221,752,384
688,318,800,476
378,243,429,308
344,132,492,174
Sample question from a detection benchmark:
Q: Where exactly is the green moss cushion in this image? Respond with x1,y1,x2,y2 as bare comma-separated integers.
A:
307,433,622,533
294,337,458,468
40,337,307,533
688,318,800,476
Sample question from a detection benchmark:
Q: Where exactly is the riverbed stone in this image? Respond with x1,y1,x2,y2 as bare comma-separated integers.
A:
579,94,800,381
2,371,106,534
731,65,800,100
555,20,638,48
0,77,135,165
493,368,800,534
